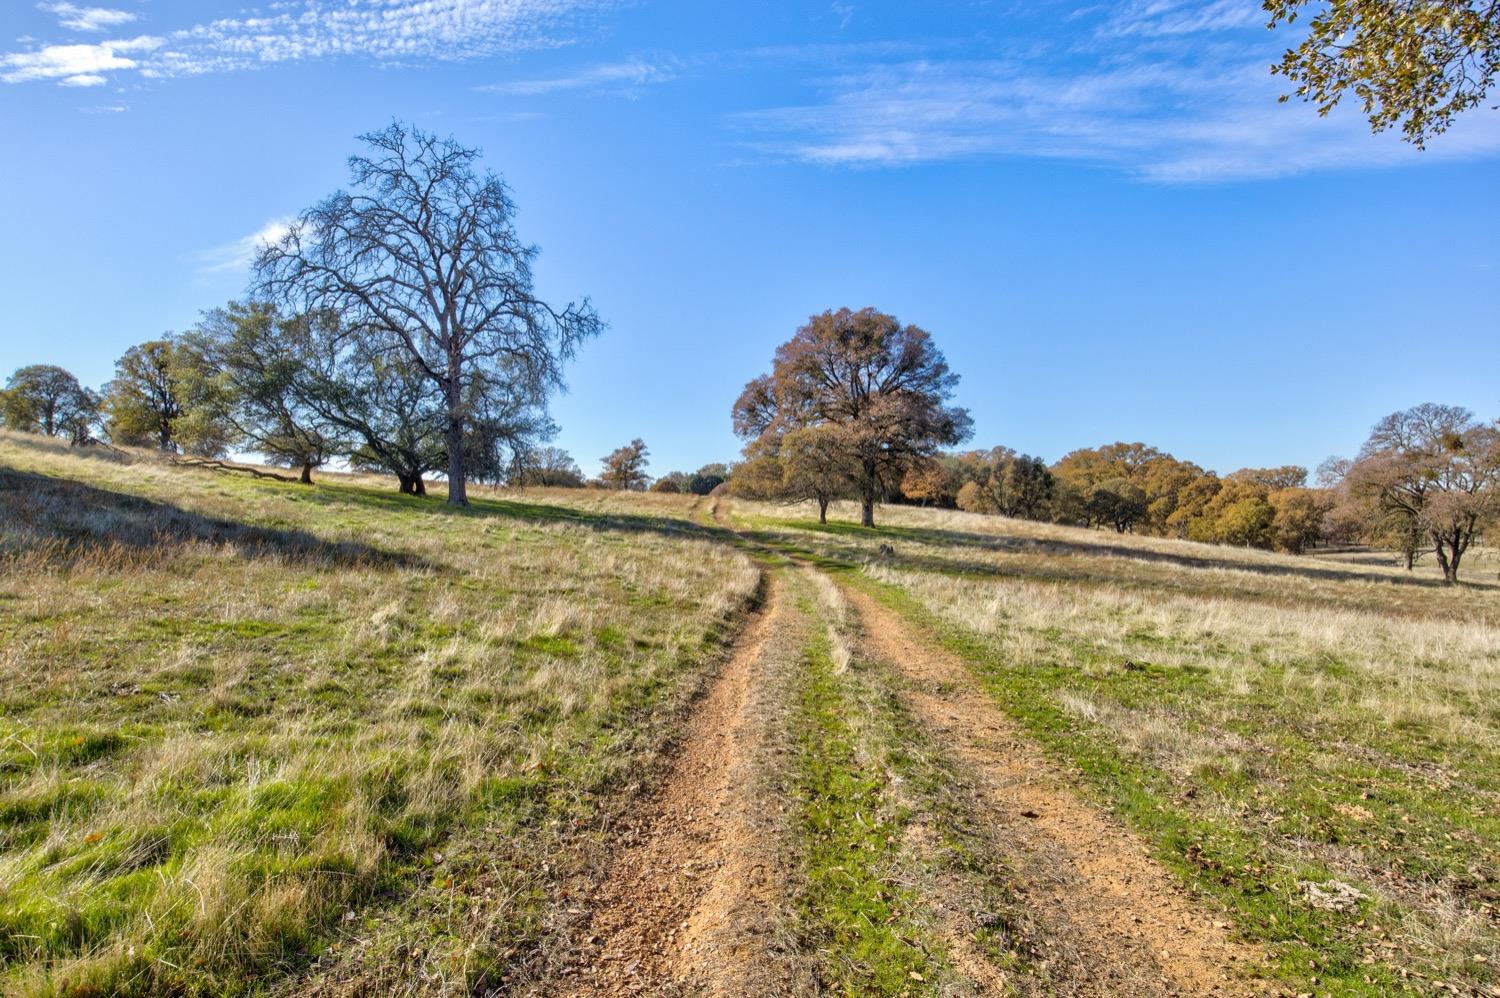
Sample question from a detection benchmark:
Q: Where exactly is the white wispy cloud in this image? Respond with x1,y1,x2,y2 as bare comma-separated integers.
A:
1098,0,1261,37
735,19,1500,181
41,3,139,33
1,35,161,84
4,0,610,87
195,219,292,275
477,57,676,96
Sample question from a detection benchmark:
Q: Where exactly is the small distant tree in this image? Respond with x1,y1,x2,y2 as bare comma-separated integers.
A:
1088,479,1148,533
514,445,583,487
1346,403,1500,582
651,471,691,493
688,463,730,495
2,365,99,443
1270,487,1332,553
733,307,971,527
901,459,952,506
956,479,997,515
103,339,206,453
601,438,650,490
994,454,1053,519
731,426,856,524
255,121,601,506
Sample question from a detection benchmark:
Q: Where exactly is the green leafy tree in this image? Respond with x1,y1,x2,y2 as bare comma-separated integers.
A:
651,471,691,493
190,303,339,483
1266,0,1500,146
2,365,100,444
103,338,224,454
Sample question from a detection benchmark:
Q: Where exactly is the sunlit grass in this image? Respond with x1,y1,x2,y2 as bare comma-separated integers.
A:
0,431,757,996
728,496,1500,995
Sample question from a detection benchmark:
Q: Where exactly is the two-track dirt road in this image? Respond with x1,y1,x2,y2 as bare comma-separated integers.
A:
525,500,1274,996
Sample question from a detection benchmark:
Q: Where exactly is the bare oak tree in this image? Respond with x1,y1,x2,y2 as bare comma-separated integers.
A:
254,122,601,505
1347,403,1500,582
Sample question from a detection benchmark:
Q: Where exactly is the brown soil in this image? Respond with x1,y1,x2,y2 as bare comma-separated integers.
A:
528,568,807,997
840,583,1279,998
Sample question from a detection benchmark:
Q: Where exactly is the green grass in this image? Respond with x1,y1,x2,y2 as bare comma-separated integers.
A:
0,432,758,996
788,597,941,995
785,574,1035,996
730,499,1500,997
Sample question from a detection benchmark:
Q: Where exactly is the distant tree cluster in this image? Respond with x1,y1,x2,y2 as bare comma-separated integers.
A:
1,124,598,502
650,462,730,495
903,444,1333,555
884,405,1498,583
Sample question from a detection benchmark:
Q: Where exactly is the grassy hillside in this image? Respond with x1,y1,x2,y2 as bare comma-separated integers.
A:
0,432,756,996
4,434,1497,997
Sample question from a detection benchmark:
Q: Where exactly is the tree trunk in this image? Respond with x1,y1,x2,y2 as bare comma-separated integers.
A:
1436,529,1463,584
299,462,313,485
445,411,467,506
817,496,829,524
860,496,875,527
1403,546,1414,571
398,473,426,496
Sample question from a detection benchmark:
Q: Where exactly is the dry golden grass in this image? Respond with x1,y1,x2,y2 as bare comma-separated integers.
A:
0,431,757,996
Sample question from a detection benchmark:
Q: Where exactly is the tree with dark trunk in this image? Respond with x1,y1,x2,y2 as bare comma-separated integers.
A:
254,122,600,506
290,314,447,496
189,303,340,483
103,340,195,452
732,307,970,527
2,365,98,441
600,438,650,490
1346,403,1500,583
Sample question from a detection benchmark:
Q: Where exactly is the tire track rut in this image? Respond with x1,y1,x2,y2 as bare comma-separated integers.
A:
840,582,1275,997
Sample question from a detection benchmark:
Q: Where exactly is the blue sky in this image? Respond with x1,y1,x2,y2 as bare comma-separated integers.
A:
1,0,1496,478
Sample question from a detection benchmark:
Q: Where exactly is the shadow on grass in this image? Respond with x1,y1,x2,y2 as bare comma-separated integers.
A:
0,468,435,571
310,479,737,547
776,518,1460,590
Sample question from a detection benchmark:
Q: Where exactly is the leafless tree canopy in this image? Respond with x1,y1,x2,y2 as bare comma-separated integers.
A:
253,121,601,505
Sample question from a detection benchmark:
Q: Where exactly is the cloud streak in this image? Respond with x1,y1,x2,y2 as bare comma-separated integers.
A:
734,16,1500,182
195,219,292,275
477,57,677,96
1,34,162,84
41,3,139,33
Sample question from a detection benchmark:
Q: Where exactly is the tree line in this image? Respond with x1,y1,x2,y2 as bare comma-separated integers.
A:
1,123,600,503
728,307,1497,584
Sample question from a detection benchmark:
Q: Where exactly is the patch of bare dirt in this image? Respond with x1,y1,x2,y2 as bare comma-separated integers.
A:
525,569,809,998
841,583,1279,998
